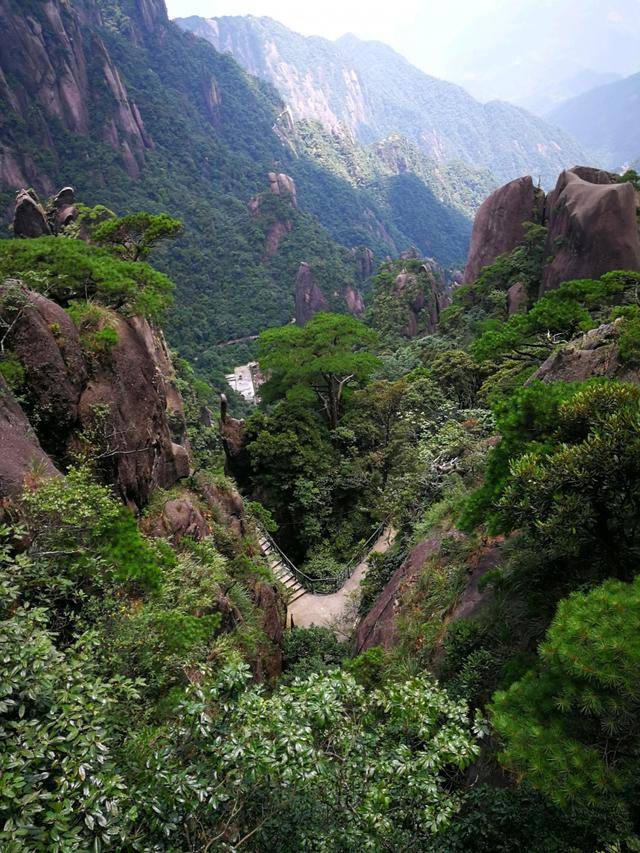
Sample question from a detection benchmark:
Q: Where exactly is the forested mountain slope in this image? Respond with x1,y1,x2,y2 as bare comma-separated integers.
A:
0,0,482,372
548,71,640,169
177,13,588,186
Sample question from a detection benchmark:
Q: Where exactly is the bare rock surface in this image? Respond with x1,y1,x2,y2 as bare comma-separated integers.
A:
542,169,640,293
527,321,640,385
294,262,329,325
1,285,189,508
463,176,542,284
0,375,59,497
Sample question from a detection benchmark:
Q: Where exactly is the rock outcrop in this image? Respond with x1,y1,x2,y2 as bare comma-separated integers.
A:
248,172,298,258
527,320,640,386
220,394,250,481
13,190,51,238
352,246,375,282
356,539,442,652
541,169,640,293
463,166,640,294
463,176,543,284
13,186,79,238
0,282,190,508
391,261,450,338
0,0,151,185
0,375,59,498
294,262,329,325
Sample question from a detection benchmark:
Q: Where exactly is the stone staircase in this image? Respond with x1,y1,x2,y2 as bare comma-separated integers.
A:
258,532,307,604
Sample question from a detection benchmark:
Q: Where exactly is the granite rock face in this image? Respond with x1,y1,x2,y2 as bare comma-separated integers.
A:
0,282,190,508
463,176,543,284
463,167,640,294
541,169,640,293
0,375,59,498
527,320,640,386
294,262,329,325
0,0,151,185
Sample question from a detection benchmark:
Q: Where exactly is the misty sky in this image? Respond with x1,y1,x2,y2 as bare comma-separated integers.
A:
164,0,495,81
165,0,640,103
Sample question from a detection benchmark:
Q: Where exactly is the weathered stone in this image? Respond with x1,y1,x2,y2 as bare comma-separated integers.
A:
356,538,442,652
13,189,50,237
196,472,246,537
351,246,375,281
541,169,640,293
527,320,640,385
294,262,328,325
150,497,210,543
219,394,250,481
463,176,542,283
52,186,77,229
344,284,365,316
506,281,528,316
250,580,286,680
2,285,87,461
0,375,58,498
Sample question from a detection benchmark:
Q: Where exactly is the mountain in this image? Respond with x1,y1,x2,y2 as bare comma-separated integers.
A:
518,69,622,115
176,14,588,187
439,0,640,111
0,0,493,371
0,0,484,374
547,72,640,169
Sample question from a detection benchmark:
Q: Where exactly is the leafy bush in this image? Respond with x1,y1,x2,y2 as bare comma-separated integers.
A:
0,237,173,318
491,576,640,825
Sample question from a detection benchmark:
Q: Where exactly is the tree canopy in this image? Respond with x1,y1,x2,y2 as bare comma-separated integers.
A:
258,312,381,428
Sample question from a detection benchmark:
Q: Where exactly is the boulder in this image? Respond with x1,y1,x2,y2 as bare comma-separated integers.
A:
506,281,528,316
541,169,640,293
267,171,297,208
13,189,50,238
5,287,86,458
196,472,246,537
150,497,210,543
294,262,328,325
463,176,543,283
250,580,286,680
527,320,640,385
352,246,375,281
78,314,189,508
344,284,365,317
0,375,58,498
52,186,77,229
219,394,250,481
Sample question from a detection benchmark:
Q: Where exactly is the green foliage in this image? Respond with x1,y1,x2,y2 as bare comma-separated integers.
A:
67,301,119,355
471,270,640,370
281,626,348,683
258,312,380,429
0,571,133,851
491,576,640,827
15,469,165,642
93,212,183,261
464,381,640,584
0,350,25,391
133,664,481,850
0,237,173,318
344,646,386,689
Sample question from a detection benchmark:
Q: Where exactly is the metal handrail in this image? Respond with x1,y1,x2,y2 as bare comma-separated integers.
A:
261,521,388,596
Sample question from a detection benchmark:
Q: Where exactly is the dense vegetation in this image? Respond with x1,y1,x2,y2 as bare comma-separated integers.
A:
178,14,587,185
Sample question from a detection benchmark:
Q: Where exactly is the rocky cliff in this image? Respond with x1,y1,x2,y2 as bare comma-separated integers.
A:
177,14,587,187
0,0,151,185
464,166,640,293
0,281,189,509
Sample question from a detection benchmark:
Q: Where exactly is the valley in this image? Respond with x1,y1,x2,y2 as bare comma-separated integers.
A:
1,0,640,850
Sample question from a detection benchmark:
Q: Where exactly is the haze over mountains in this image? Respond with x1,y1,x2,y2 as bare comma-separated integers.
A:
427,0,640,112
177,13,587,187
549,71,640,169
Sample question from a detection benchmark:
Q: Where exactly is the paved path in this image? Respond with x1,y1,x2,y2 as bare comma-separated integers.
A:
288,527,396,638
